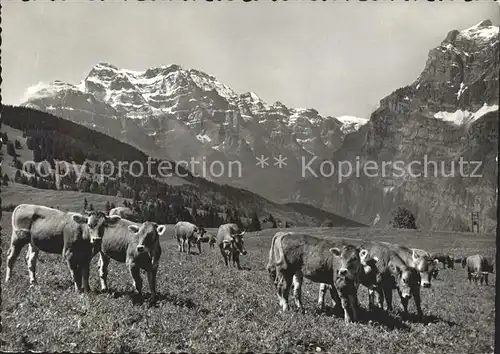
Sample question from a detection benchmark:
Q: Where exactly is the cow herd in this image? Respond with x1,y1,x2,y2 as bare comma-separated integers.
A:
4,203,495,325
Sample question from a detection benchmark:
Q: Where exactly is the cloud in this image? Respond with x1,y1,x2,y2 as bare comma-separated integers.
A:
20,81,53,104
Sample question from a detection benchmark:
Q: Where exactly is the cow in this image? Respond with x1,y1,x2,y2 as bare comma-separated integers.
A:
462,254,493,286
359,242,423,317
174,221,206,254
109,207,139,222
84,211,165,302
204,234,217,248
431,252,454,270
216,223,246,269
380,244,437,288
4,204,98,292
266,232,364,323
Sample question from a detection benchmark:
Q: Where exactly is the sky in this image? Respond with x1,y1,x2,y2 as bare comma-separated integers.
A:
2,1,499,118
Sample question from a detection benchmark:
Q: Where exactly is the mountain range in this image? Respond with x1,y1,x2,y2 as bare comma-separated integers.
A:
20,20,499,231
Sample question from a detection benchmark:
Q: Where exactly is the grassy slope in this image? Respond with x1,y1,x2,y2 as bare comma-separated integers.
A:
0,210,495,353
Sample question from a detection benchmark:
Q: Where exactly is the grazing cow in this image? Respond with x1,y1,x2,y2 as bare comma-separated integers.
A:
431,252,454,269
109,207,139,222
216,223,246,269
85,211,165,302
462,254,493,286
174,221,206,254
5,204,97,292
208,234,216,249
359,242,423,317
266,232,364,323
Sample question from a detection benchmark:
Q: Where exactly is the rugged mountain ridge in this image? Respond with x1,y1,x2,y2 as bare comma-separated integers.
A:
294,20,499,232
22,63,366,203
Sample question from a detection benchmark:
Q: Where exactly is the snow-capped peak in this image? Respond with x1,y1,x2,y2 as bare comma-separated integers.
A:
335,116,368,134
459,19,499,42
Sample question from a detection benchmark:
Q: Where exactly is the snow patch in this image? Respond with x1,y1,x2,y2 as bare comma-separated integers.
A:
336,115,368,132
433,104,498,125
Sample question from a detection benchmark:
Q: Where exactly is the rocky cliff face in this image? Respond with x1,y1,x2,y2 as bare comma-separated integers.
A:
294,20,499,232
22,63,366,202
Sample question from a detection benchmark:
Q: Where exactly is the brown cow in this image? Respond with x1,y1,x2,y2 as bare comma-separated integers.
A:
216,223,246,269
5,204,97,292
266,232,364,323
359,242,423,317
85,211,165,302
462,254,494,286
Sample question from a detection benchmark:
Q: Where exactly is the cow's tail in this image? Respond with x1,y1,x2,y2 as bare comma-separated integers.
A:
266,233,281,284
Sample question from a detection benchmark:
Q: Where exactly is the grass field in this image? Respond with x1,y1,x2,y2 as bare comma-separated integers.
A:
0,199,496,353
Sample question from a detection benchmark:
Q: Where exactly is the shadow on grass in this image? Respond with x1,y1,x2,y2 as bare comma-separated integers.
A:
108,289,208,313
400,312,458,327
317,305,410,330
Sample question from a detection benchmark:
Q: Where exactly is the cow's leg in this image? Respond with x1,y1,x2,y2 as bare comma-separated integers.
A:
234,252,242,270
5,230,30,283
187,239,191,254
177,238,182,252
26,243,40,286
317,283,328,310
197,241,202,254
368,288,376,310
412,286,423,317
329,284,342,310
147,259,159,302
467,270,472,283
398,289,410,314
81,259,91,293
348,293,359,322
220,248,229,267
98,252,110,292
484,273,489,286
67,259,83,292
339,294,353,323
382,282,393,312
277,272,292,312
292,271,304,313
128,263,143,296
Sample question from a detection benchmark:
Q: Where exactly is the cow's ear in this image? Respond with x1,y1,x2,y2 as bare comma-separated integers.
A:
106,215,122,224
412,250,419,261
240,231,245,237
73,214,88,224
128,225,140,234
157,225,166,236
329,247,341,257
373,256,379,263
434,259,440,264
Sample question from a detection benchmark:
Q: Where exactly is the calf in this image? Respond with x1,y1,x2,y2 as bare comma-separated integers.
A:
208,234,216,249
382,244,437,288
174,221,205,254
5,204,97,292
360,242,423,317
85,211,165,302
266,232,363,323
216,223,246,269
462,254,493,286
431,252,454,270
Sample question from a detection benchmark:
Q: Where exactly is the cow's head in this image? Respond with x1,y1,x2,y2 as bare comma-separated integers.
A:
74,211,121,244
192,226,206,243
461,257,467,268
411,250,435,288
224,230,247,255
391,264,419,300
447,256,455,269
330,245,362,289
128,222,165,254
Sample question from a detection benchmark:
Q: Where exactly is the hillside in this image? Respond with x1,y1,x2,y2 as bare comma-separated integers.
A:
0,106,364,228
